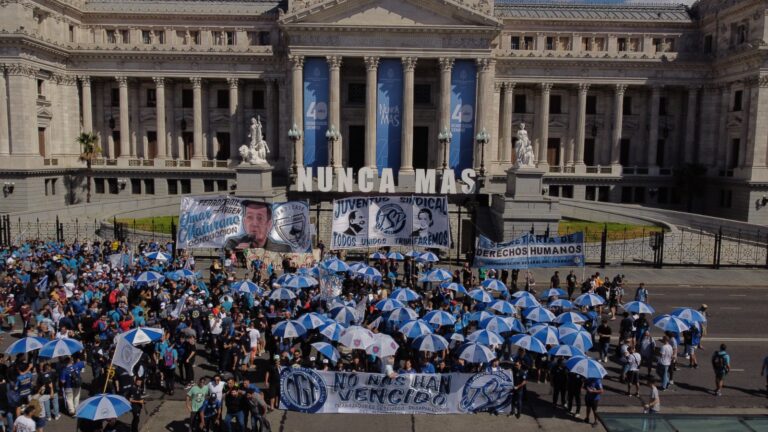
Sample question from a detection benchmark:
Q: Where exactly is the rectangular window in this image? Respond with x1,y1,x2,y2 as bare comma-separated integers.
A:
147,89,156,108
182,89,193,108
203,179,214,192
120,30,130,44
623,96,632,115
738,24,747,44
514,94,526,113
730,138,740,169
586,95,597,115
548,185,560,197
226,31,235,46
511,36,520,50
69,26,75,43
167,179,178,195
259,31,270,46
180,179,191,194
252,90,265,109
561,185,574,199
656,139,665,167
549,95,562,114
108,178,119,195
618,38,627,52
37,80,44,97
44,179,49,196
414,84,431,105
546,37,554,50
621,187,633,203
142,30,151,44
585,186,596,201
217,180,228,191
657,187,669,204
653,38,662,52
106,30,116,44
94,178,105,194
217,90,230,109
213,32,223,46
191,31,200,45
50,179,56,196
598,186,610,202
131,178,141,195
348,83,366,104
523,36,534,50
144,179,154,195
733,90,743,111
157,31,165,45
111,88,120,107
634,187,645,204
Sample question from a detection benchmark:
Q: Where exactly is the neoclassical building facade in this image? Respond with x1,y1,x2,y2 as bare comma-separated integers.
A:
1,0,768,225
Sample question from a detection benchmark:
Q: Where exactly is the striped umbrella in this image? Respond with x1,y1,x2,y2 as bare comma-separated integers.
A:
670,308,707,323
323,258,350,273
482,316,525,334
134,271,164,285
319,322,346,342
557,322,586,336
554,311,587,325
653,315,690,333
356,266,382,279
174,269,196,280
275,273,294,286
622,301,655,314
232,280,263,296
404,250,421,258
530,325,560,346
375,298,405,312
468,310,495,323
488,300,516,315
442,282,468,295
509,334,547,354
387,252,405,260
412,334,449,352
417,251,439,262
391,288,421,302
144,251,171,261
330,305,360,325
548,344,585,358
548,299,575,310
481,279,508,293
366,333,399,358
539,288,567,299
387,307,419,323
269,287,296,301
284,275,319,289
369,252,388,260
559,330,593,351
457,343,496,363
423,310,456,326
339,326,375,350
574,293,606,307
523,306,556,323
311,342,340,364
449,333,465,342
468,289,494,303
272,320,307,339
348,262,368,272
566,356,607,379
511,290,538,300
512,295,541,309
120,327,164,346
297,312,330,330
39,338,84,358
467,329,504,345
75,394,132,421
399,320,434,339
5,337,48,355
420,268,453,283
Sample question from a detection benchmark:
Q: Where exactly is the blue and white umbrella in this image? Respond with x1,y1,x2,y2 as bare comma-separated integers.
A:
548,345,585,358
450,332,465,342
134,271,164,285
653,314,690,333
530,325,560,346
523,306,556,323
39,338,84,358
482,316,525,334
174,269,196,280
405,250,421,258
622,301,655,314
412,334,449,352
548,299,574,310
391,288,421,302
423,310,456,326
574,293,605,307
509,334,548,354
120,327,164,346
512,290,538,300
275,273,294,286
269,287,296,301
468,288,494,303
144,251,171,262
399,320,434,339
366,333,399,358
559,330,593,351
488,300,516,315
284,275,319,289
420,268,453,283
554,312,587,325
319,322,346,341
348,262,368,272
375,298,405,312
670,308,707,323
311,342,340,364
387,307,419,323
512,295,541,309
539,288,567,299
387,252,405,261
467,329,504,345
482,279,508,293
272,320,307,339
5,337,48,355
75,394,132,421
442,282,468,295
298,312,330,330
356,266,382,279
557,323,586,336
330,305,360,325
468,310,495,323
369,252,388,260
339,326,375,350
458,343,496,363
566,356,607,379
323,258,350,273
417,251,439,262
232,280,263,296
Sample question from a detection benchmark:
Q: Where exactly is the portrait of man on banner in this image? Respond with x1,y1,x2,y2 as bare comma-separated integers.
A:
225,201,273,249
344,210,366,236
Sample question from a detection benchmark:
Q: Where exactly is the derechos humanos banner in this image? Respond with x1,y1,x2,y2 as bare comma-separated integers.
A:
473,232,585,269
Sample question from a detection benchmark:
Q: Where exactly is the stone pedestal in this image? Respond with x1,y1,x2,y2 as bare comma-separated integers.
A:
492,166,561,239
236,163,275,199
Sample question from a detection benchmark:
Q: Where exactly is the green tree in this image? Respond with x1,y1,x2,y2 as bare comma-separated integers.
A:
76,132,101,203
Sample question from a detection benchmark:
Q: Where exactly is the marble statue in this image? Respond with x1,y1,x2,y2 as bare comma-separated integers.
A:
239,116,270,165
515,122,535,168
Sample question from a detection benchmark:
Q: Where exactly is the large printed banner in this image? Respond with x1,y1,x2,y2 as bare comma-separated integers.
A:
473,232,585,269
376,59,403,174
449,60,476,173
245,248,316,273
303,57,329,171
279,368,514,414
331,196,450,250
177,196,311,252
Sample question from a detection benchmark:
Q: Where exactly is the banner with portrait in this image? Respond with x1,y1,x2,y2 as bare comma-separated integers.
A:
411,196,451,249
449,60,476,172
279,368,514,415
473,232,585,269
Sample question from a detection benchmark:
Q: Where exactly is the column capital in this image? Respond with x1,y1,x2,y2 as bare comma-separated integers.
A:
503,81,516,91
326,55,343,70
190,77,202,88
288,55,304,70
115,75,128,87
476,58,495,72
364,56,380,71
686,83,702,92
227,77,239,89
540,82,554,93
6,63,37,77
79,75,91,87
401,57,418,72
578,83,590,93
494,82,503,92
438,57,454,72
615,83,628,95
758,76,768,88
152,76,165,87
54,74,78,86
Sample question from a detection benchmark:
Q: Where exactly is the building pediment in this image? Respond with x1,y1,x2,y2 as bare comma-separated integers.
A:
281,0,500,29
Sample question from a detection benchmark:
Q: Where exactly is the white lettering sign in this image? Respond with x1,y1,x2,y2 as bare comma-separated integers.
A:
296,168,476,194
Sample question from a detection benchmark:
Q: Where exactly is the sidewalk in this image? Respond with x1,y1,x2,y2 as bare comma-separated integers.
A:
521,266,768,288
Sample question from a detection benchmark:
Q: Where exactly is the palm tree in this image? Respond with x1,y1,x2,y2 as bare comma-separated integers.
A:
77,132,101,203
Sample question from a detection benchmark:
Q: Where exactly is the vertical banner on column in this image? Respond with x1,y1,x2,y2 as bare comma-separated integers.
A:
449,60,476,173
303,57,329,173
376,59,403,175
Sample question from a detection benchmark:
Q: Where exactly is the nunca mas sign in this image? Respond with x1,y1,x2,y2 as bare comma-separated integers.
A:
297,167,478,195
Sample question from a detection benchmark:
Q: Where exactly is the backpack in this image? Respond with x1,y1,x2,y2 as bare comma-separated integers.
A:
712,352,725,370
164,349,175,368
68,366,82,388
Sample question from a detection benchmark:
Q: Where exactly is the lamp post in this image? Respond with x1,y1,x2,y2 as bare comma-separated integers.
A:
475,128,490,177
288,123,302,182
438,128,452,170
325,125,340,167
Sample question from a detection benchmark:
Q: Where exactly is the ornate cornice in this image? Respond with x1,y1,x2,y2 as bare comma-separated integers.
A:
55,74,78,86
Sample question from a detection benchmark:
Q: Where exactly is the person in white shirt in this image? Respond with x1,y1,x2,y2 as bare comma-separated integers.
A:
248,322,261,359
658,336,673,390
13,406,36,432
207,374,225,403
626,345,642,397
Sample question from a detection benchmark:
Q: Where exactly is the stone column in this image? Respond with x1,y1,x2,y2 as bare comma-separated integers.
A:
474,58,493,171
575,83,589,169
7,65,38,156
0,66,9,155
116,76,130,158
129,80,139,157
400,57,417,174
289,55,304,167
683,85,698,164
439,58,454,167
265,79,278,162
191,77,203,159
739,80,752,168
717,84,730,169
153,77,166,159
227,77,239,160
611,84,627,166
500,82,515,164
489,81,501,170
648,85,661,167
747,77,768,170
327,56,343,168
364,56,379,169
80,76,93,133
538,83,553,167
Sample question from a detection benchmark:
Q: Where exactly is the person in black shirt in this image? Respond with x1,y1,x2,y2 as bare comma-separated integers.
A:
182,336,197,388
510,359,527,419
551,358,568,407
567,372,584,418
550,271,560,288
223,386,245,432
128,377,145,432
566,270,577,300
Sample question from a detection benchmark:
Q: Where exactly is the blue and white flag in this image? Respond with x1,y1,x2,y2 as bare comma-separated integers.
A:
473,233,585,269
36,275,48,292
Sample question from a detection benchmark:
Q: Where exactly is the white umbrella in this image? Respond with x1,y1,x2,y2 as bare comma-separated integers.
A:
366,333,399,358
339,325,375,350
